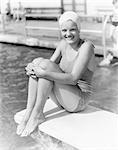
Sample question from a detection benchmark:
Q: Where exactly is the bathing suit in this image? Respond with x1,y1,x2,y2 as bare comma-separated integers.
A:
58,39,95,111
59,39,95,93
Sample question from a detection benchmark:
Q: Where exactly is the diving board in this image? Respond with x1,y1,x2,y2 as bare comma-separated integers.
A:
14,99,118,150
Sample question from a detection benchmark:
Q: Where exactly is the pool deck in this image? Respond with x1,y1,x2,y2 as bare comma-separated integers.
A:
0,19,114,56
14,99,118,150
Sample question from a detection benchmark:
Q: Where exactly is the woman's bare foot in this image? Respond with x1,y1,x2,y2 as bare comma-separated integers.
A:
16,110,32,135
20,112,45,137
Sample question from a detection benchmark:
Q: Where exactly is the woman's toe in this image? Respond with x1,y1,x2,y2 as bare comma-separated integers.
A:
20,129,29,137
16,125,24,135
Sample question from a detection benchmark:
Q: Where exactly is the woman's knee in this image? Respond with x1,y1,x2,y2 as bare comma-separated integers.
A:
32,57,44,65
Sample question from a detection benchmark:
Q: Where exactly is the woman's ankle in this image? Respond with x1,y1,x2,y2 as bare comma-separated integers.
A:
25,107,34,114
31,110,45,120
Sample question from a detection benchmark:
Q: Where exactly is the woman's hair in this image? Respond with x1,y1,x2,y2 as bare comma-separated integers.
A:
59,11,81,29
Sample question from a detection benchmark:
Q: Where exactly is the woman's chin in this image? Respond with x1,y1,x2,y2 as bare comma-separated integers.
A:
66,39,74,44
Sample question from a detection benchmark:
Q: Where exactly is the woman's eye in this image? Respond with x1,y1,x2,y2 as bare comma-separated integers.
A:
70,28,76,31
62,29,67,32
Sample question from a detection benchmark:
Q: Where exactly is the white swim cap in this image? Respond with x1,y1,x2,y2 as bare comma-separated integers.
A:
59,11,81,29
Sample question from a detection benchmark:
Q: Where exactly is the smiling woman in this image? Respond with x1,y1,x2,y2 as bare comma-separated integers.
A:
16,11,96,137
59,14,80,48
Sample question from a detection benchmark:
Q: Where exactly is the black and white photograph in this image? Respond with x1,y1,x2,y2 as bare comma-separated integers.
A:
0,0,118,150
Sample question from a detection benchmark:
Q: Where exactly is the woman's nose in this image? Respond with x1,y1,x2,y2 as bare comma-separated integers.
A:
66,30,71,36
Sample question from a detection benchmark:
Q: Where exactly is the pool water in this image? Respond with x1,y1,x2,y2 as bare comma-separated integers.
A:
0,43,118,150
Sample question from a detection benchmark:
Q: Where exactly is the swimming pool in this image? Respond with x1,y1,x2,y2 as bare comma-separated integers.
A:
0,43,78,150
0,43,117,150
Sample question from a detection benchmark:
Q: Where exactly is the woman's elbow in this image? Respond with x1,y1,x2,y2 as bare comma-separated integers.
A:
70,74,78,85
72,79,78,85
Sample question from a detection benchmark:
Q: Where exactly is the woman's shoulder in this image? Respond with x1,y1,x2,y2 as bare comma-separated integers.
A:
80,39,95,53
82,39,95,47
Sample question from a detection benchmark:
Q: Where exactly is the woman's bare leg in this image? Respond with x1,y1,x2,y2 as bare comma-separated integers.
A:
49,88,64,110
16,77,38,135
20,59,88,136
17,58,45,135
21,78,53,136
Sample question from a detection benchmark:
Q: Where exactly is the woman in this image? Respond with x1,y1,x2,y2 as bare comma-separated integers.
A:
99,0,118,67
16,11,96,137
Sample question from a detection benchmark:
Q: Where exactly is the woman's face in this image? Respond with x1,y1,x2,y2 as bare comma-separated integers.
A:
60,20,80,44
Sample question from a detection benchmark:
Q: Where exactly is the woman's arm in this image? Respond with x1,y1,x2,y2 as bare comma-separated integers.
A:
71,41,94,81
43,41,94,85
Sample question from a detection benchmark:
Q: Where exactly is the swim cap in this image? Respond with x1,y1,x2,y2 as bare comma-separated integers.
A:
59,11,81,29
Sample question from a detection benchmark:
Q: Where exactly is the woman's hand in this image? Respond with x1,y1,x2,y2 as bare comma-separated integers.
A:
25,57,46,78
25,63,34,74
33,66,46,77
25,63,37,78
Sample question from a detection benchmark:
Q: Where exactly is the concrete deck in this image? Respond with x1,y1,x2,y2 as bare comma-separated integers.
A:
14,99,118,150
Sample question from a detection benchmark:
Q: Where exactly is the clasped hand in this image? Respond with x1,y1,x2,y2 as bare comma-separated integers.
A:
25,57,46,78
